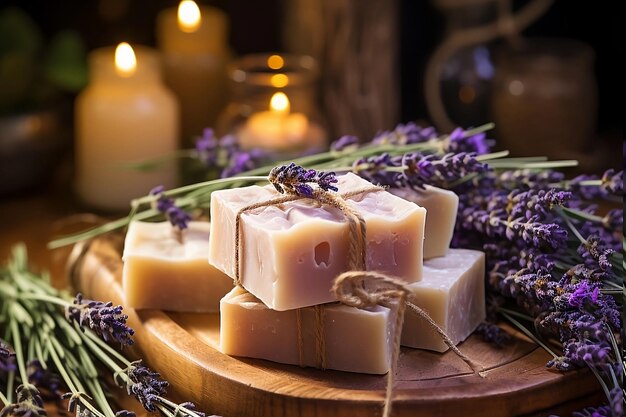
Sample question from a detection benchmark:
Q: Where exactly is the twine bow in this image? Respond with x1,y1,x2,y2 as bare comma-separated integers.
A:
333,271,482,417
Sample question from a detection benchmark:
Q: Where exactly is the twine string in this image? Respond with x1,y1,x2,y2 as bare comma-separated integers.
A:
332,271,482,417
231,183,381,370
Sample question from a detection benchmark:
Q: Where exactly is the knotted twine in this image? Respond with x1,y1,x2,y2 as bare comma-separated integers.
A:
332,271,482,417
232,177,481,417
233,186,378,369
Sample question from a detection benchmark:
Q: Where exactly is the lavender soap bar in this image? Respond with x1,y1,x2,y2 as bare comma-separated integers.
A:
123,221,233,312
390,185,458,260
209,173,426,311
220,286,393,374
401,249,485,352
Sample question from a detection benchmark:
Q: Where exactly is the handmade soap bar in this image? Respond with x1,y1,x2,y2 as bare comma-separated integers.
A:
123,221,233,312
209,172,426,310
401,249,485,352
220,286,393,374
389,185,458,260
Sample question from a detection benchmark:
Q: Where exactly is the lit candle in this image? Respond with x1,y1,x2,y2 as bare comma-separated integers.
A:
156,0,230,147
75,42,179,211
239,91,325,152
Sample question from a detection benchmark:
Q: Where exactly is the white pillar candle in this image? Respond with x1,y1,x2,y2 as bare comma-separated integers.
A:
156,0,230,145
237,92,326,153
75,43,179,211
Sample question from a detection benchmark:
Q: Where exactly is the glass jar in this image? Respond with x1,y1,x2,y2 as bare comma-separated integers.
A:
216,53,327,155
491,38,597,159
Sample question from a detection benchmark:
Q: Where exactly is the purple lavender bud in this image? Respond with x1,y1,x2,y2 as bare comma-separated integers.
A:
445,128,492,155
27,360,62,398
65,293,135,346
475,322,511,346
195,129,219,166
568,281,601,308
269,163,338,197
150,186,191,230
331,135,360,151
578,236,615,271
0,385,47,417
572,405,611,417
372,122,437,145
600,169,623,195
0,340,15,373
565,339,612,367
120,360,169,412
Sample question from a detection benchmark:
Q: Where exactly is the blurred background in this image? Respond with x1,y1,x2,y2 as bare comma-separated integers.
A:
0,0,622,200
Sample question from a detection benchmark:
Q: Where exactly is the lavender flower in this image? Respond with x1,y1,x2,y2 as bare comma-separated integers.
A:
195,128,220,166
269,163,338,197
65,293,134,346
28,360,62,398
508,189,572,221
475,322,511,346
403,152,491,189
498,169,565,191
330,135,360,152
1,339,15,373
372,122,437,145
221,148,267,178
568,280,600,308
571,405,612,417
578,236,615,271
564,339,612,367
150,186,191,230
352,153,403,188
445,127,491,155
0,385,47,417
569,169,624,200
600,169,623,195
117,360,168,412
499,269,559,315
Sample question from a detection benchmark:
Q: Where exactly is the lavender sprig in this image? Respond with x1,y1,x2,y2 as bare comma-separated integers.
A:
269,163,338,197
65,294,134,347
0,245,217,417
150,186,192,230
0,385,46,417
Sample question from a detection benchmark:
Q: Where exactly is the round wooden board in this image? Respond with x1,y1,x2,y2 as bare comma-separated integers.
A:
72,238,602,417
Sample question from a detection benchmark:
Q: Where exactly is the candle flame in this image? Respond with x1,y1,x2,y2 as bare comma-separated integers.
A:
267,55,284,70
270,92,290,114
178,0,201,33
115,42,136,77
270,74,289,88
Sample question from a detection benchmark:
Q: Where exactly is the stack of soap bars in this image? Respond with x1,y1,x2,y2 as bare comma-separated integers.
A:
122,173,485,374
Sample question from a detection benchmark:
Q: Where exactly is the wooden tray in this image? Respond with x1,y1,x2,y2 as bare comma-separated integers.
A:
71,237,602,417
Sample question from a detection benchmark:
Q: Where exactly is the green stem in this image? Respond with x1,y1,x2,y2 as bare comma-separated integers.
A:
157,403,176,417
499,311,559,359
588,362,612,403
80,331,126,375
83,328,131,367
6,370,14,403
9,318,29,385
156,396,204,417
48,208,159,249
46,337,78,393
0,390,8,406
555,207,587,245
18,293,71,308
560,207,605,223
84,377,116,417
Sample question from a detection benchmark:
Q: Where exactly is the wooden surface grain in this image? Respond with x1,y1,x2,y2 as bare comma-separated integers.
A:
74,237,604,417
